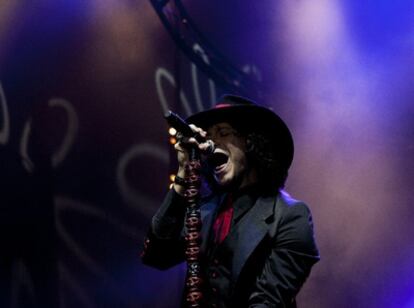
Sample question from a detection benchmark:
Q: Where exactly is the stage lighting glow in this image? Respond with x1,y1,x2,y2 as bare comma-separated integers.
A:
168,127,177,136
0,1,20,39
169,137,177,145
406,300,414,308
274,1,414,307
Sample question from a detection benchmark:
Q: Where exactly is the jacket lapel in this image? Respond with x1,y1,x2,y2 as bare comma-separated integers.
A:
228,195,276,284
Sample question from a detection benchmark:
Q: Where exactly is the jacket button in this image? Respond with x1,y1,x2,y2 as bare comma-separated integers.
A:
211,271,217,278
213,258,219,265
212,287,217,293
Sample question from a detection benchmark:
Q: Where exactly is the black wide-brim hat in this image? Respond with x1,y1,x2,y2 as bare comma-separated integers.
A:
186,94,294,172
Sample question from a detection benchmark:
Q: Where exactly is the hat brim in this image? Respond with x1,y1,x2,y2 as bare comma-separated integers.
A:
186,104,294,171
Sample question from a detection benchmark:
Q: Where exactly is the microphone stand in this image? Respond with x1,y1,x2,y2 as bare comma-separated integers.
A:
164,110,207,306
183,146,204,307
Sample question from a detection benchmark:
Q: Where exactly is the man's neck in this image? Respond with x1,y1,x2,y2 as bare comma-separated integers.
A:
239,168,258,190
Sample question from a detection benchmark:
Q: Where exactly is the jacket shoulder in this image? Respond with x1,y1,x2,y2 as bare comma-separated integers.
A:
270,190,314,235
277,190,301,205
270,190,319,257
276,190,309,212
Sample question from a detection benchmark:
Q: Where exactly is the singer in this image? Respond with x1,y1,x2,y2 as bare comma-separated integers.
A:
141,95,320,307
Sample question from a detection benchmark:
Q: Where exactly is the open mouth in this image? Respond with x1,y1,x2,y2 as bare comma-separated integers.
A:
208,150,229,173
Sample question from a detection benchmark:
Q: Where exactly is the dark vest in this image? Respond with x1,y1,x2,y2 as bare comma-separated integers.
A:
201,188,260,307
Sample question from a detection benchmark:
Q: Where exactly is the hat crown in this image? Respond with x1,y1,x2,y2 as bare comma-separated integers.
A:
186,94,294,172
215,95,256,108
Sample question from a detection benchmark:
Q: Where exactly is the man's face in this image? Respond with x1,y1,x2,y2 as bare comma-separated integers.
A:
206,122,257,189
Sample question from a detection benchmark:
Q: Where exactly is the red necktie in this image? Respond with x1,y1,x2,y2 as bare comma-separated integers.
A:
213,194,233,244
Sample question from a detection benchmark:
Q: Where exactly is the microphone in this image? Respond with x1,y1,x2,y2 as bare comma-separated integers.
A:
164,110,215,154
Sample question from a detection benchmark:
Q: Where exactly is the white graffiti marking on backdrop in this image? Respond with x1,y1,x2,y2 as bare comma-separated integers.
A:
192,44,216,110
20,119,35,172
155,67,193,116
10,260,37,308
19,98,79,173
116,143,169,218
49,98,79,168
242,64,262,83
155,46,262,116
55,196,110,280
155,44,217,116
59,262,96,308
0,81,10,145
55,195,141,308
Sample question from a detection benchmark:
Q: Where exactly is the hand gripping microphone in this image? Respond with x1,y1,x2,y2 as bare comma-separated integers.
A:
164,110,215,155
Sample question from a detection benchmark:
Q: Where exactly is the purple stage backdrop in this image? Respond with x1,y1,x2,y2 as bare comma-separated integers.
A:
0,1,413,308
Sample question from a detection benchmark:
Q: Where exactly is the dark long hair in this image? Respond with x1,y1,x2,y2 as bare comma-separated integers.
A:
245,131,288,192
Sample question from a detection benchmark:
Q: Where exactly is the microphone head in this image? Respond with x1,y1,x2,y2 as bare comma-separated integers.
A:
164,110,194,137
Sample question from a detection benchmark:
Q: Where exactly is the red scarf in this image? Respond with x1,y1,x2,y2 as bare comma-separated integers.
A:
213,194,234,244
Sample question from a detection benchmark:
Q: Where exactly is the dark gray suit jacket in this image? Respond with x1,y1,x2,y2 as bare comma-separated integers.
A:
141,189,320,307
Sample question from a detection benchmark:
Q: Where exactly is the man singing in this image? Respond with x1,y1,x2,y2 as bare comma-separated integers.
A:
141,95,320,307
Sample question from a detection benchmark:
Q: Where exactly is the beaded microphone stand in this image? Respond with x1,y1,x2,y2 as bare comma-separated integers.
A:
164,111,206,307
183,147,204,307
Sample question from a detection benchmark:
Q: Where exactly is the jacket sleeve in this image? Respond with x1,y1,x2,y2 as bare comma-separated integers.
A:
140,189,187,270
248,202,320,307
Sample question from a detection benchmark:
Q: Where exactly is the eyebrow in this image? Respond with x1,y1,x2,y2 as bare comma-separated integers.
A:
213,125,233,130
